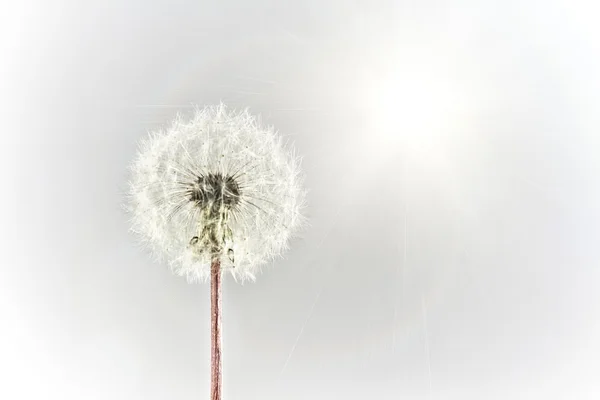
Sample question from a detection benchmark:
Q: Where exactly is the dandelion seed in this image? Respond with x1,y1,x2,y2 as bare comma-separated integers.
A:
126,103,307,399
127,103,307,282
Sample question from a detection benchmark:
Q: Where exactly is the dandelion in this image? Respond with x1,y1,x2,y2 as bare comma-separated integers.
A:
126,104,306,399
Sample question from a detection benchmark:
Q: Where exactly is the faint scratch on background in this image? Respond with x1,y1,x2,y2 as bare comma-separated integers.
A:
280,28,307,45
279,206,343,376
233,75,315,95
133,104,196,108
279,284,324,376
422,294,433,396
273,108,325,112
393,160,409,353
216,87,269,96
392,202,408,352
233,75,280,85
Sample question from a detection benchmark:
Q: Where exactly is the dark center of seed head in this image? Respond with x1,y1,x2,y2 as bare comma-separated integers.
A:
189,173,241,209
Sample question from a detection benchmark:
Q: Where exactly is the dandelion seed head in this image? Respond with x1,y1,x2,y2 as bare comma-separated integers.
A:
127,104,307,283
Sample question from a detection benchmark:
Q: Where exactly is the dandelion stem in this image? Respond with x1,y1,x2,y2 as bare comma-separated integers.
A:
210,257,222,400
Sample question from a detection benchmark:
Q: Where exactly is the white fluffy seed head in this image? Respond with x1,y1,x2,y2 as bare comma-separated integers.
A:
127,104,307,283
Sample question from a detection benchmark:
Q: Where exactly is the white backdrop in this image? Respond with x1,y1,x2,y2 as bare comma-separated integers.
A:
1,1,599,399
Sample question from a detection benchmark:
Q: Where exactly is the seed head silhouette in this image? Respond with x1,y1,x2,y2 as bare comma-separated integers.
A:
127,104,307,282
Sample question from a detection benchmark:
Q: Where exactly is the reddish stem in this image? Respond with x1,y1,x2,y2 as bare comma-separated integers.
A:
210,258,222,400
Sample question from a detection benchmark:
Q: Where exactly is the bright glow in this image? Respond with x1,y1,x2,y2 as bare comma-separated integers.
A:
365,48,472,162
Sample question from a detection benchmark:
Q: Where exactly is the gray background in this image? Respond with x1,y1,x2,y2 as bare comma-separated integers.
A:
2,1,599,399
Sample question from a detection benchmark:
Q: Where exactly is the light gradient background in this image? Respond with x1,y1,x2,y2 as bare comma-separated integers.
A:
2,1,600,399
